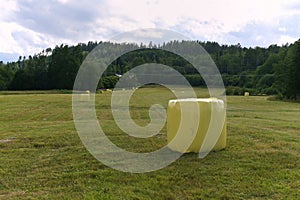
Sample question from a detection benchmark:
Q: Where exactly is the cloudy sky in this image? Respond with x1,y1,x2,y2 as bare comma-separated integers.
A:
1,0,300,62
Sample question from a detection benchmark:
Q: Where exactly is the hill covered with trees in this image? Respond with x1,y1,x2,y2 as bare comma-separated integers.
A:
0,40,299,100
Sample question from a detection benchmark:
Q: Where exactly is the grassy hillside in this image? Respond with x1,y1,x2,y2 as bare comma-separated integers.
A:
0,88,299,199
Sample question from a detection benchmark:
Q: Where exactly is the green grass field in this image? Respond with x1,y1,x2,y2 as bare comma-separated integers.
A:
0,87,299,199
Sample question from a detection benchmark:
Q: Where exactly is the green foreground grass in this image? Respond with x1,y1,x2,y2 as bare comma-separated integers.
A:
0,87,299,199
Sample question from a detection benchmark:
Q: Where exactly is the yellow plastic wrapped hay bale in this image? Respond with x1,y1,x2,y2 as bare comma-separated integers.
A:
99,89,112,94
167,98,227,153
244,92,250,97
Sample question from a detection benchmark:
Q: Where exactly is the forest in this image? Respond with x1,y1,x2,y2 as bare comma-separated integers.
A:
0,39,299,100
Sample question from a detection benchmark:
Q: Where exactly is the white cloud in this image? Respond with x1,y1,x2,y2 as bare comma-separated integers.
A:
106,0,287,32
110,28,189,44
0,22,32,54
278,27,287,32
278,35,298,45
0,1,19,20
0,0,300,62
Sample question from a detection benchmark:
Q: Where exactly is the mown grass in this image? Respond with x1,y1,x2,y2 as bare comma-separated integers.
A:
0,87,299,199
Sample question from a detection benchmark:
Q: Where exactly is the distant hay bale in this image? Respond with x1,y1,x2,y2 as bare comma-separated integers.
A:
0,139,15,143
79,90,90,101
244,92,250,97
99,89,112,93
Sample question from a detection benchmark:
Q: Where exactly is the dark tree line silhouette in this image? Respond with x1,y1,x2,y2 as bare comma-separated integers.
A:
0,40,299,99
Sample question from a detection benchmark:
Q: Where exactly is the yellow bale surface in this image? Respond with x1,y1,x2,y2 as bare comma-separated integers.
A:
244,92,250,97
167,98,227,153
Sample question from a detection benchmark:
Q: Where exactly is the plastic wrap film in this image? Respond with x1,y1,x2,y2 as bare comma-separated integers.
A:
167,98,227,153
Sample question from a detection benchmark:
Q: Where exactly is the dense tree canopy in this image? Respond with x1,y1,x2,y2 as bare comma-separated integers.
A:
273,40,300,99
0,40,299,100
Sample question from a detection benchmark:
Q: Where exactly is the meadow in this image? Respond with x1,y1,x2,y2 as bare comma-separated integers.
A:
0,87,299,199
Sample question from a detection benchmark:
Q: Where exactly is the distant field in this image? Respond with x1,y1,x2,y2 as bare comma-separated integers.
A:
0,87,299,199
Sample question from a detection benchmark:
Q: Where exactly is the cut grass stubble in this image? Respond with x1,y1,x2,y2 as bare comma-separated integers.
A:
0,87,299,199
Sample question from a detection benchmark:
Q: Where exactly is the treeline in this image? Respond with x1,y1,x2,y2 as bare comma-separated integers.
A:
0,40,299,99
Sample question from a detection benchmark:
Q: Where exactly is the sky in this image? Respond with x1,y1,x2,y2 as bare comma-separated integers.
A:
1,0,300,62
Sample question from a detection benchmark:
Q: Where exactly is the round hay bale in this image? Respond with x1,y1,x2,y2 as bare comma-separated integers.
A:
244,92,250,97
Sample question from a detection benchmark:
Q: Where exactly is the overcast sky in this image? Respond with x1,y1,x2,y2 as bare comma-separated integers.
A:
1,0,300,62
